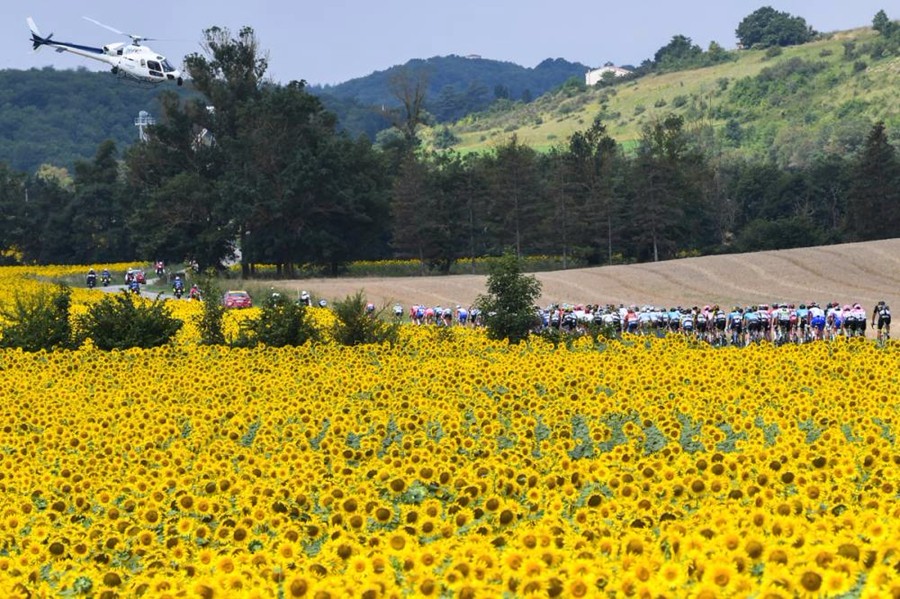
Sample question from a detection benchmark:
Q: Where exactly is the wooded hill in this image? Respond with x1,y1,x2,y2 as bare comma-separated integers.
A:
2,16,897,174
0,56,587,174
0,67,197,174
312,55,589,125
434,26,900,163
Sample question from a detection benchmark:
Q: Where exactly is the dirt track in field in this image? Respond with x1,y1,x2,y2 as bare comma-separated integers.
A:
273,239,900,312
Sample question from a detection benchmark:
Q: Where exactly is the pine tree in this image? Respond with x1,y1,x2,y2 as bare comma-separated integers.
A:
846,122,900,240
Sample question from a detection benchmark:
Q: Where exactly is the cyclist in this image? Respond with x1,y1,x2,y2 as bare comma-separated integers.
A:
872,301,891,341
724,306,741,346
796,304,811,343
456,305,468,326
773,304,792,344
809,302,826,341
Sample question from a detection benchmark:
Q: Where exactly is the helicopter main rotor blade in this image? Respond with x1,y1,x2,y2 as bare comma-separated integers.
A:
83,16,125,36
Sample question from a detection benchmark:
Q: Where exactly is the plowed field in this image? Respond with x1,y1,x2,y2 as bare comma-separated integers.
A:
275,239,900,312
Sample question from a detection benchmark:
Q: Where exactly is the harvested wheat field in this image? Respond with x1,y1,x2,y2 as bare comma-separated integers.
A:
276,239,900,312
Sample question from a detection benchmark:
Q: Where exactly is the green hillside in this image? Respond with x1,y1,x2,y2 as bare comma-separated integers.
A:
434,27,900,159
0,68,199,173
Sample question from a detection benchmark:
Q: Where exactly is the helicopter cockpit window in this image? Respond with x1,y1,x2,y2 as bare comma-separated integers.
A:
161,59,176,73
147,60,162,72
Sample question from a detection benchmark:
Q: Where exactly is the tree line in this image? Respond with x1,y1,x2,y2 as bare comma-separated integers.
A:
0,21,898,274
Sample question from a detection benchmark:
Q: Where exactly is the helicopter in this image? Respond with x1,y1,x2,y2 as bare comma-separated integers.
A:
27,16,183,86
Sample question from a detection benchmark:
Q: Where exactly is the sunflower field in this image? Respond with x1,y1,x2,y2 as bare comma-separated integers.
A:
0,267,899,597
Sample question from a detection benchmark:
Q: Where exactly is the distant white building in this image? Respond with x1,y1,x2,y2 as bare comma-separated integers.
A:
585,65,632,86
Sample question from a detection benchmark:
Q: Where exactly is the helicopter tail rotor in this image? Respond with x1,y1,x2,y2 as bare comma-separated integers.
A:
26,17,53,51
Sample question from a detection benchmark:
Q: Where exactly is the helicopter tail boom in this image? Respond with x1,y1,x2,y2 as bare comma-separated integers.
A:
27,18,104,56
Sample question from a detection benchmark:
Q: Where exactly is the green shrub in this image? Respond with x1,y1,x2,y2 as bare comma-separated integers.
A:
195,277,225,345
236,301,320,348
476,252,542,344
331,291,399,346
78,291,183,350
0,284,74,352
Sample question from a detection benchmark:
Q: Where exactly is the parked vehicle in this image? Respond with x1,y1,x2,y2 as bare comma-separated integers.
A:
222,290,252,309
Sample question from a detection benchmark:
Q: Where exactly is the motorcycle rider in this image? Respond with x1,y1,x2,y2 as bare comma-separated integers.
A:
86,268,97,289
189,284,201,300
172,275,185,298
101,268,111,286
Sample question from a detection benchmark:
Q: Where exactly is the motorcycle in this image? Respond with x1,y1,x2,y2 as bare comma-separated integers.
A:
173,285,184,299
86,274,96,289
101,273,110,286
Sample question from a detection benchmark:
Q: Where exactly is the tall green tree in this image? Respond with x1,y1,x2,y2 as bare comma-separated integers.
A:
484,136,546,257
127,26,390,275
0,164,27,262
653,35,703,68
293,134,390,275
390,151,474,273
872,10,897,37
19,172,72,264
630,115,712,261
565,117,620,264
386,67,429,151
736,7,816,48
68,140,133,263
846,122,900,240
125,91,236,270
390,152,432,270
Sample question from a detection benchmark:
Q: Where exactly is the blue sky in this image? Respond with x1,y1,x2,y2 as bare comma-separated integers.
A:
5,1,892,85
